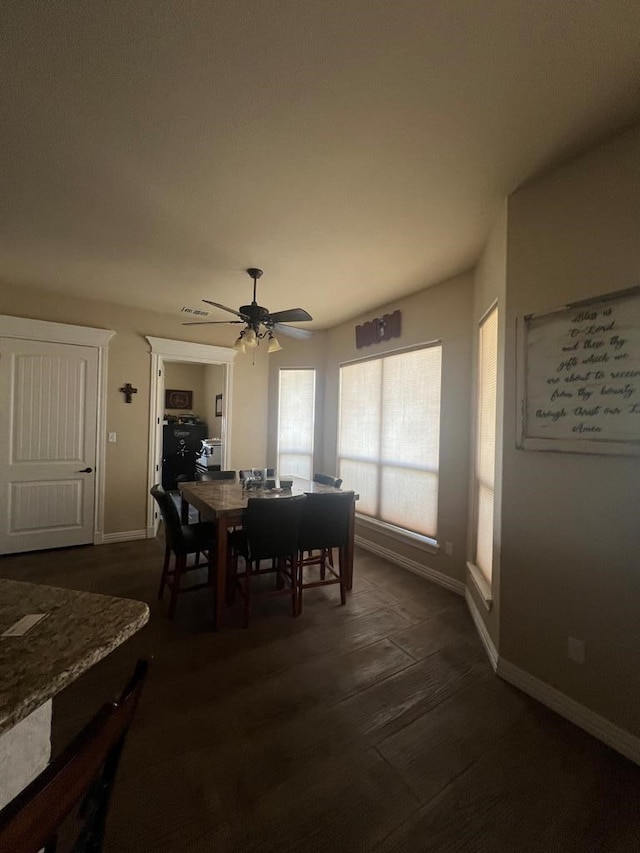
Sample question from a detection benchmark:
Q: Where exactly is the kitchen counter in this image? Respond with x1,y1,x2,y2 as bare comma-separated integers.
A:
0,578,149,735
0,578,149,808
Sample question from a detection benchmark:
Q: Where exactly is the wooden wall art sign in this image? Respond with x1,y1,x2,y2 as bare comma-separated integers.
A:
516,285,640,456
355,310,401,349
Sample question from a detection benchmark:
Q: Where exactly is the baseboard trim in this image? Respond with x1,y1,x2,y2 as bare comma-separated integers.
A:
100,530,147,544
354,535,465,596
465,589,499,671
497,657,640,766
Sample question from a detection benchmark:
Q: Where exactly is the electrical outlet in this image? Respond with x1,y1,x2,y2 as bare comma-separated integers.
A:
444,541,453,556
567,636,585,664
108,432,117,443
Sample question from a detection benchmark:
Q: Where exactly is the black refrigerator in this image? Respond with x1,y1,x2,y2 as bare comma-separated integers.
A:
161,423,208,490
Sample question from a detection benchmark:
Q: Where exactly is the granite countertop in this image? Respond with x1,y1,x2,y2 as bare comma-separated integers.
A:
0,579,149,735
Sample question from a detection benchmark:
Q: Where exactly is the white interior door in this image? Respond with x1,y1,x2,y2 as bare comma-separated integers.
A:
0,338,99,554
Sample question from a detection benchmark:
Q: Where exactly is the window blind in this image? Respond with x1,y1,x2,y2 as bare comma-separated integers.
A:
277,369,315,479
475,306,498,582
339,345,442,539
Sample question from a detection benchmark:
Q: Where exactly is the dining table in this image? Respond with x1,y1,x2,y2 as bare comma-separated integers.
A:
178,476,358,629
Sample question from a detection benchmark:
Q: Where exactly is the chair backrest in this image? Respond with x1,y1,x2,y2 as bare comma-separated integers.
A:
299,491,355,551
0,659,149,853
195,470,236,481
245,495,306,561
150,484,185,552
313,472,343,489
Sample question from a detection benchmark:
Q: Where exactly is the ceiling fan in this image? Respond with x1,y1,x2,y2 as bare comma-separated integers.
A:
183,268,313,353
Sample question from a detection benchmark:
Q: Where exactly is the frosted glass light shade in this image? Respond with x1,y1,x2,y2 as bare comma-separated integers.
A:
244,328,258,347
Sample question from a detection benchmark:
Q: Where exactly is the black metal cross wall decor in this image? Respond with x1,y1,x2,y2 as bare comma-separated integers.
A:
119,382,138,403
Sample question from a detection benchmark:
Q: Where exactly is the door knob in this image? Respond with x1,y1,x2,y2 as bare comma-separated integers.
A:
77,467,93,473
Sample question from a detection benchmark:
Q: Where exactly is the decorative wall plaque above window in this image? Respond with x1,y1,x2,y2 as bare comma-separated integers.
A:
355,310,401,349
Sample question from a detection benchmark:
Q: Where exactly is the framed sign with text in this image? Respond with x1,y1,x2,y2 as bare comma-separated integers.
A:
516,286,640,456
165,389,193,410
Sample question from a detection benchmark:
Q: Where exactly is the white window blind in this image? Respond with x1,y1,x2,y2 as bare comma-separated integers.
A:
338,345,442,539
277,368,315,479
475,306,498,583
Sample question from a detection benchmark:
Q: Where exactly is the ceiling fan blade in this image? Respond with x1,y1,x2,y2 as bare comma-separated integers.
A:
202,300,250,320
182,320,244,326
268,308,313,323
274,322,314,340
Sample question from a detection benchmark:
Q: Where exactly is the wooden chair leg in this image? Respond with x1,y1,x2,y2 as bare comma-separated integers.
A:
206,549,219,630
226,554,237,604
290,557,299,617
158,545,171,599
243,557,251,628
168,555,185,619
338,548,346,605
296,557,304,616
320,549,327,580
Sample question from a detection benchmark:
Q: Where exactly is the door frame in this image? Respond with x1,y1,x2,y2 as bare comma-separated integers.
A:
145,336,237,537
0,315,115,545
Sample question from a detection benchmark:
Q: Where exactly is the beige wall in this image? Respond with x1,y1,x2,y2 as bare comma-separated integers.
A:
203,364,226,440
0,282,268,534
316,273,474,585
163,362,206,419
502,124,640,735
467,203,508,645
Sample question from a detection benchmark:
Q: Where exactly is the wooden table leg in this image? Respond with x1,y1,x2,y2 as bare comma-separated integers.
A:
344,500,356,590
214,518,227,630
180,495,189,524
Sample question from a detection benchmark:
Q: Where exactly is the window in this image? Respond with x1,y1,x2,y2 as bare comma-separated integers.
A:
338,344,442,540
474,305,498,583
277,368,315,479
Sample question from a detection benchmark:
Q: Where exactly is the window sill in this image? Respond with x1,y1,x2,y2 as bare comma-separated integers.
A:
356,514,439,555
466,562,493,611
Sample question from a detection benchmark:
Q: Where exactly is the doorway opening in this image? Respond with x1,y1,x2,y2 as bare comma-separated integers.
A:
146,337,236,537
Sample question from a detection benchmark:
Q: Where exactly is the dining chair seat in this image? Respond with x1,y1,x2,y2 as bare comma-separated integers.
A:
150,484,218,621
229,495,306,627
297,491,354,612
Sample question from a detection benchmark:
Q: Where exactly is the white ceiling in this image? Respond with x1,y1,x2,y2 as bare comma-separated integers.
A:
1,1,639,330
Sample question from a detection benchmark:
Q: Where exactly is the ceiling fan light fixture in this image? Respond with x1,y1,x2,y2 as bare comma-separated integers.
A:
267,333,282,353
243,327,258,347
183,267,313,358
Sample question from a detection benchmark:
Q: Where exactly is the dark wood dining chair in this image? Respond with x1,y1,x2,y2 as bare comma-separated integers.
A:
313,472,343,489
229,495,306,627
308,474,343,566
195,470,236,481
297,491,354,613
0,659,149,853
150,484,218,620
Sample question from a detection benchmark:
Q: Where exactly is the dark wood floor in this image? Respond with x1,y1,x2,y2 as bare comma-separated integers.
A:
2,539,639,851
